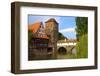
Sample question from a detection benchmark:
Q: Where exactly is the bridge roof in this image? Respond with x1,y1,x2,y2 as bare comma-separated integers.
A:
57,39,77,43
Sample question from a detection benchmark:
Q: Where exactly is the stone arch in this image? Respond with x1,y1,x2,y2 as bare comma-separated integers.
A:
70,47,77,55
58,47,67,55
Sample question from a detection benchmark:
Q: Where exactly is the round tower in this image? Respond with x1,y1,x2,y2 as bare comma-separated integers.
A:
45,18,58,58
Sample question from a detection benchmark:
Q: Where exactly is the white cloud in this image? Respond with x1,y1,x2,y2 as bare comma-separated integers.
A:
59,27,76,33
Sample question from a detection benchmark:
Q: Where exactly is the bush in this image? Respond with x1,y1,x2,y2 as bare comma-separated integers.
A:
28,30,33,42
76,34,88,58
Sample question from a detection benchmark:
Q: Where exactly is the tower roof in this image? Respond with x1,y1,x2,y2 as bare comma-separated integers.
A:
45,18,58,24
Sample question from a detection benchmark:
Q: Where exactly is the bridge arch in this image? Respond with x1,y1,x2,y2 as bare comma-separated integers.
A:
58,47,67,55
70,47,77,55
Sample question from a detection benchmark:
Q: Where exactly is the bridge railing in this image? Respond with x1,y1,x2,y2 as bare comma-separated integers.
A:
57,42,76,46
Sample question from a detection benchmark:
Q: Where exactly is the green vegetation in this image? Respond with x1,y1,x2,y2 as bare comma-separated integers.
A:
28,30,33,42
75,17,88,58
58,32,67,40
76,34,88,58
75,17,88,40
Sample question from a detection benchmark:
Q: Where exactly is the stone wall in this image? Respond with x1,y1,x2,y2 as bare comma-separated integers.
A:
45,18,59,58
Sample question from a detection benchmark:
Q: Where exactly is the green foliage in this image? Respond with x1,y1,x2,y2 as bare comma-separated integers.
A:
76,34,88,58
28,30,33,42
75,17,88,39
58,32,67,40
75,17,88,58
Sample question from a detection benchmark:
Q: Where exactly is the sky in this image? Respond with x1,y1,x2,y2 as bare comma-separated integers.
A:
28,15,76,39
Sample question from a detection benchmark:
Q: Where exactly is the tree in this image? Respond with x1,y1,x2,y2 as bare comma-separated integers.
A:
28,30,33,42
76,34,88,58
76,17,88,58
75,17,88,39
58,32,67,40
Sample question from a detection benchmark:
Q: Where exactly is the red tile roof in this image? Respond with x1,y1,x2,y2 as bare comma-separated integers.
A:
28,22,41,33
28,22,49,39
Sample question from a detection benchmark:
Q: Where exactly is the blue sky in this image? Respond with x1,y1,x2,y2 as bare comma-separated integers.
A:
28,15,76,39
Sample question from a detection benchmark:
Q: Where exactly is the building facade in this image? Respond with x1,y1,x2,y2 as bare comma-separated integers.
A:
28,18,59,60
28,22,49,60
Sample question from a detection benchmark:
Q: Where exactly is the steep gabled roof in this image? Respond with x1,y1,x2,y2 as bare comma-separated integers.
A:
28,22,49,39
28,22,41,33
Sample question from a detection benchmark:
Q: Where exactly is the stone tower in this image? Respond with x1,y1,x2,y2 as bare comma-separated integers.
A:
45,18,58,58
